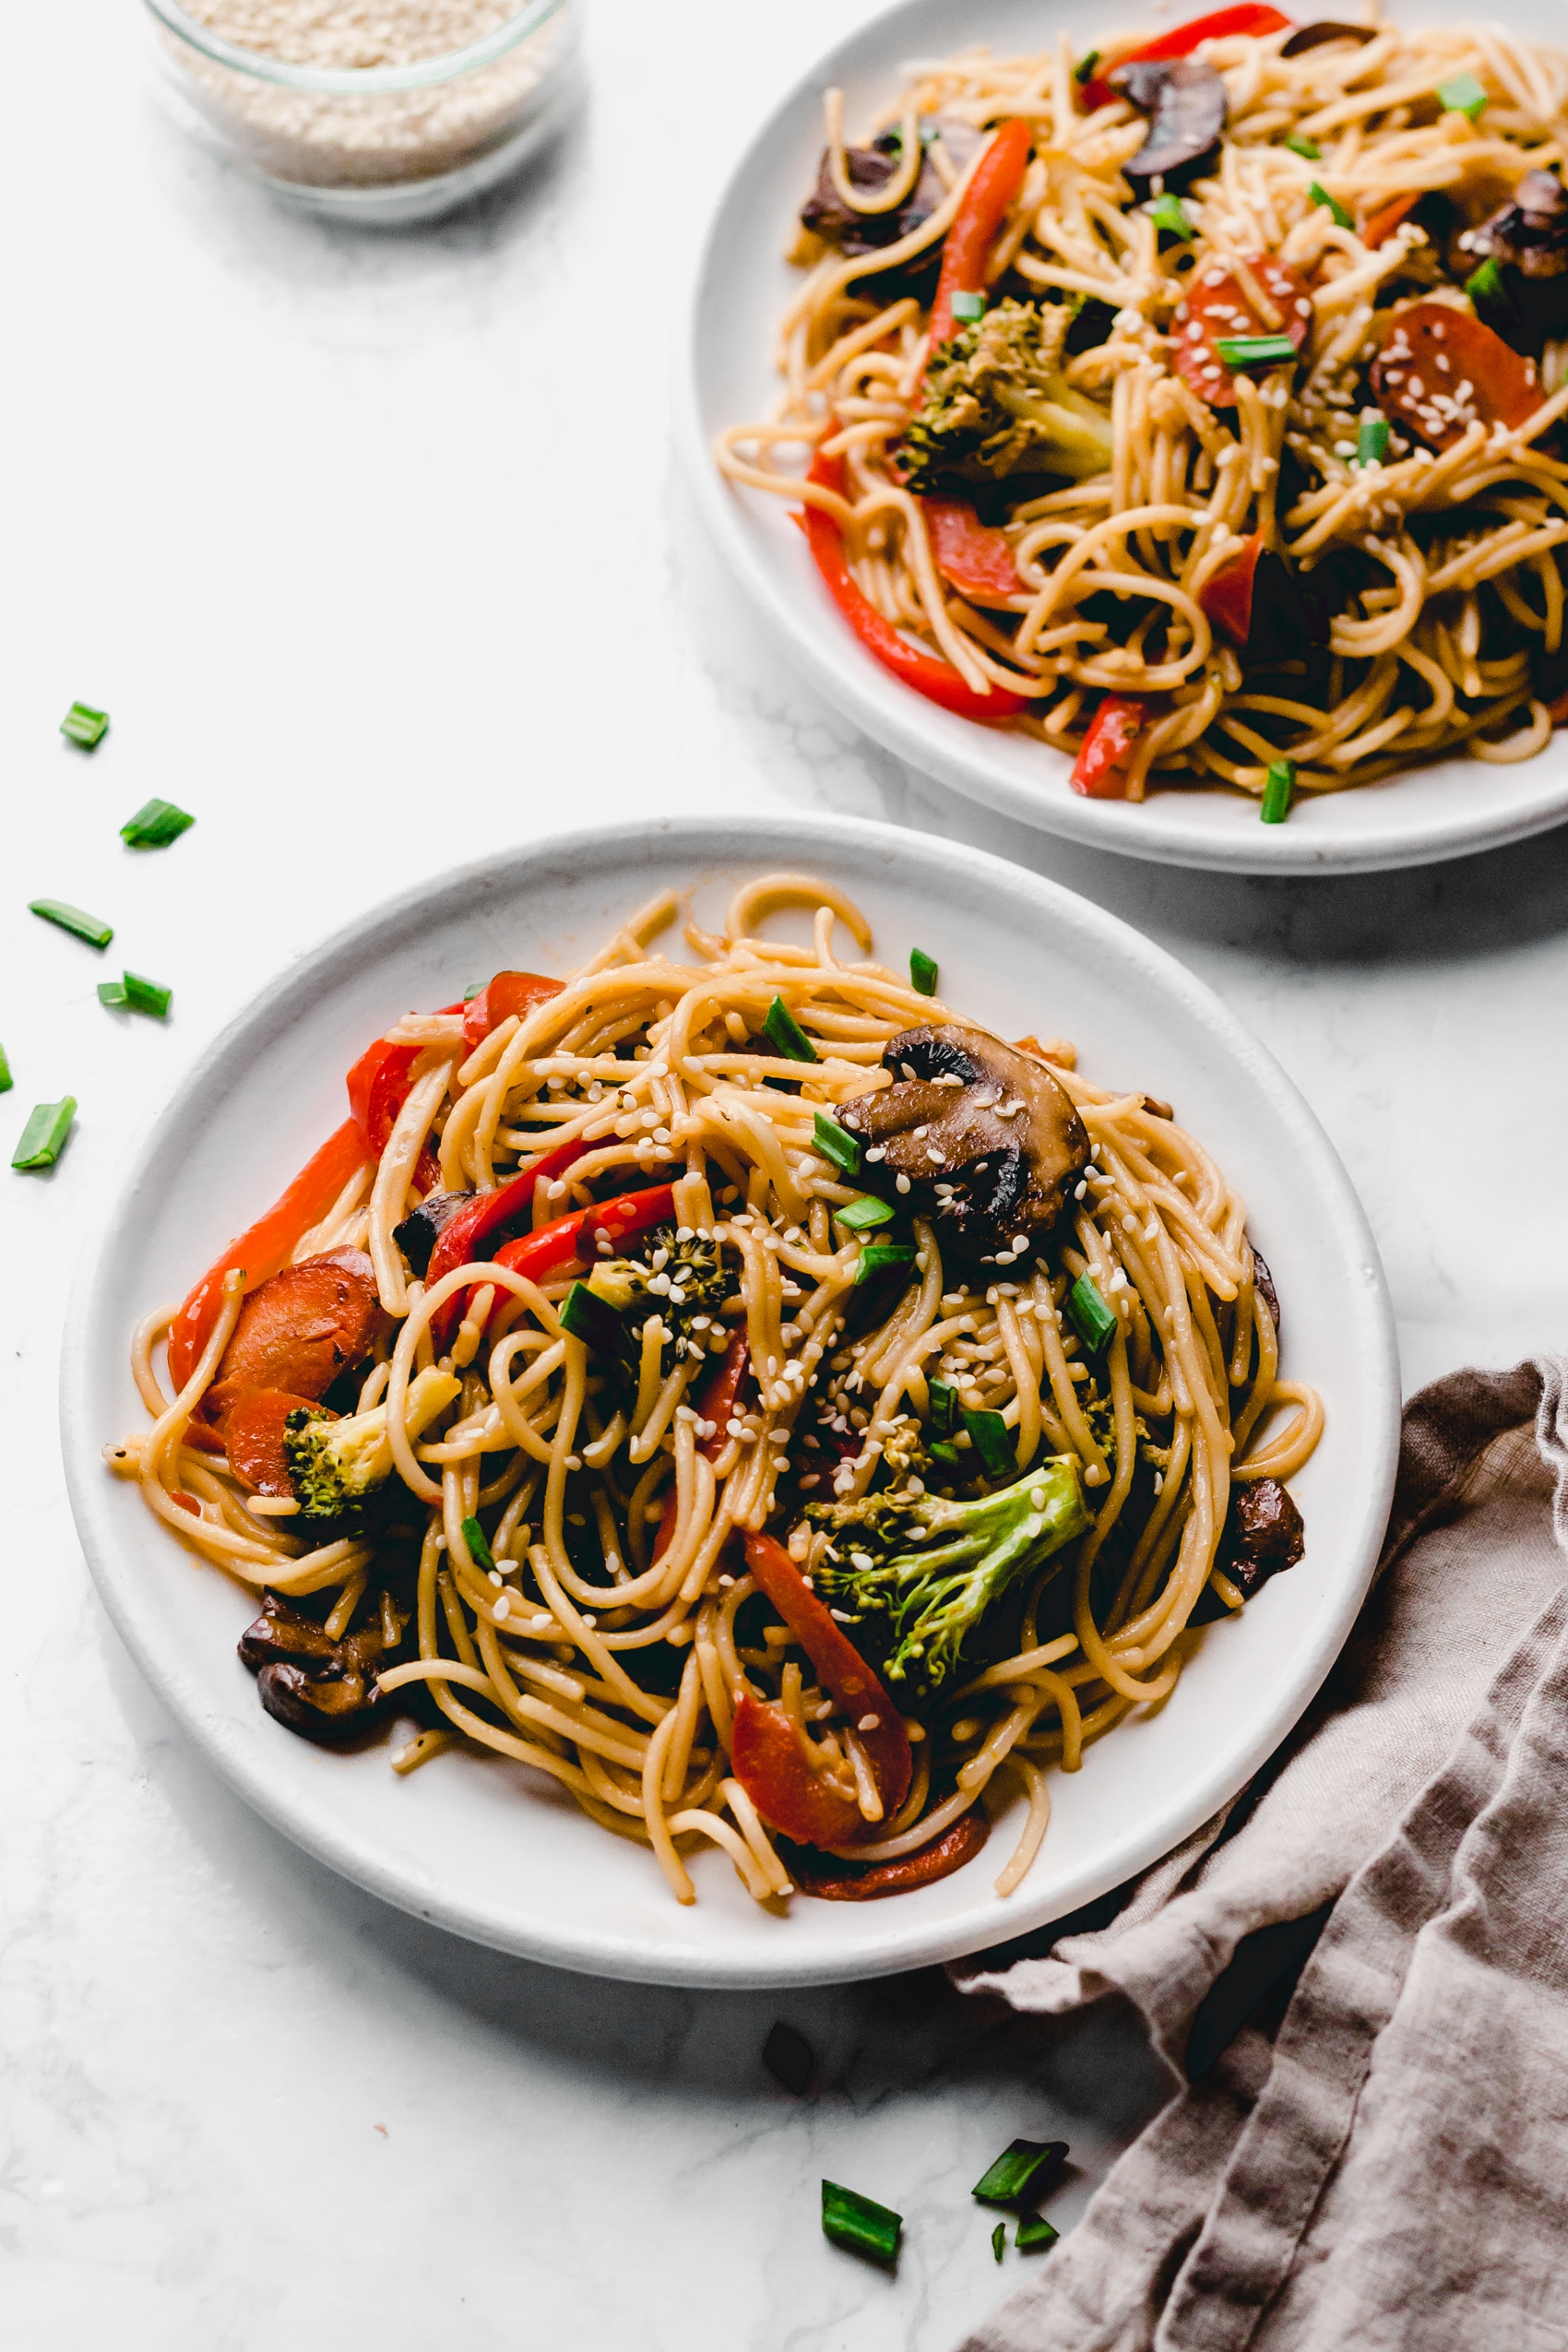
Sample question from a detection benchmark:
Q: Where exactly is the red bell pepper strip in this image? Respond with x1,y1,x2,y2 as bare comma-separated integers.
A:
346,1038,442,1196
422,1137,599,1348
779,1807,991,1898
731,1695,872,1847
927,116,1035,351
167,1119,372,1396
804,453,1031,722
921,497,1024,601
694,1331,752,1460
742,1531,911,1820
1070,696,1148,797
463,970,564,1055
1362,191,1420,251
1079,7,1294,112
1199,532,1263,649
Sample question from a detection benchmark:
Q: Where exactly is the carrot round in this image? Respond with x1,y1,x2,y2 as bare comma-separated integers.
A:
223,1388,333,1495
201,1250,383,1431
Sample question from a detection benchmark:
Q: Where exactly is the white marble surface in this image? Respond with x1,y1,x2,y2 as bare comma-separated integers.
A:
6,1,1568,2343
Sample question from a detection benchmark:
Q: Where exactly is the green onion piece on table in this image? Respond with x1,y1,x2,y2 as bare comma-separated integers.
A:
972,2137,1071,2208
1148,193,1194,239
813,1111,861,1176
460,1514,496,1574
856,1242,917,1285
963,1406,1014,1479
764,994,818,1063
1285,134,1320,159
1066,1272,1117,1353
1261,759,1296,825
120,798,195,849
1215,333,1299,368
837,1194,895,1230
61,702,109,749
1308,181,1353,229
822,2180,902,2267
1436,69,1487,119
909,946,939,996
1357,413,1389,466
1017,2212,1061,2252
950,291,987,324
29,898,113,950
0,1046,11,1094
558,1279,623,1357
1074,48,1100,83
1466,255,1504,306
12,1097,77,1170
992,2223,1006,2263
929,1377,959,1437
97,980,127,1009
124,972,172,1017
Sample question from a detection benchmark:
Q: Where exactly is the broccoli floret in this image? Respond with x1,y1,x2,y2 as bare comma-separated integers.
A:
283,1365,458,1530
1083,1390,1171,1477
586,1223,734,1382
806,1458,1089,1700
900,299,1115,491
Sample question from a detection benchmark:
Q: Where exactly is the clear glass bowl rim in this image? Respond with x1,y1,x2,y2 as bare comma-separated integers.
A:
141,0,571,94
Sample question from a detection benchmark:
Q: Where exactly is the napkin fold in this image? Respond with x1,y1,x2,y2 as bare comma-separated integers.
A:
954,1359,1568,2352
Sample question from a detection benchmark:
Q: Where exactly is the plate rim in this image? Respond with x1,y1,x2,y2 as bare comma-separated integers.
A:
60,808,1402,1986
675,0,1568,878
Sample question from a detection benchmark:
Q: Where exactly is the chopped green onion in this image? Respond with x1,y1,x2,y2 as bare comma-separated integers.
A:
460,1514,496,1573
1066,1272,1117,1354
97,980,126,1009
856,1242,916,1286
1357,413,1389,466
104,971,172,1018
1148,193,1194,239
962,1406,1014,1479
12,1097,77,1170
950,291,987,324
837,1193,895,1230
909,946,939,996
822,2180,901,2268
813,1111,861,1176
559,1279,623,1356
1017,2212,1061,2252
0,1046,10,1095
992,2223,1006,2263
1074,48,1101,82
762,2022,813,2096
1215,333,1299,368
61,702,108,749
1466,255,1504,306
1261,759,1296,824
972,2138,1071,2208
929,1438,961,1465
1436,70,1487,120
29,898,113,950
119,798,194,849
1284,134,1321,160
1308,181,1353,230
763,994,818,1063
929,1377,958,1438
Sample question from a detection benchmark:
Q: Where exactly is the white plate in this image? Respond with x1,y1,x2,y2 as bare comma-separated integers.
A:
681,0,1568,874
61,813,1398,1985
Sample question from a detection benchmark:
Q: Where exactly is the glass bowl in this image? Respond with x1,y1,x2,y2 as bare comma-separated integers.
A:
143,0,581,224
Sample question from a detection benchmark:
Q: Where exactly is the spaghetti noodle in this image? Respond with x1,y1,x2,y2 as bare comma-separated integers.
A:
109,875,1320,1907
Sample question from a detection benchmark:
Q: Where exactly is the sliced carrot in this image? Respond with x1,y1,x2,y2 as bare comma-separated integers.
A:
1171,255,1312,410
201,1250,384,1431
742,1532,911,1820
1371,302,1543,449
780,1808,991,1899
922,497,1024,602
223,1389,334,1496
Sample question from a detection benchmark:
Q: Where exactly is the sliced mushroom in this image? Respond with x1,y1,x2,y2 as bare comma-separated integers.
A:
1251,1247,1281,1345
202,1249,386,1431
238,1588,406,1745
837,1025,1089,1266
1216,1478,1304,1600
1467,169,1568,356
1111,58,1227,196
1278,20,1377,56
393,1189,472,1277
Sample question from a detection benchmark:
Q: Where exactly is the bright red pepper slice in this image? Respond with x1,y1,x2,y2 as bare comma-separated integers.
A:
804,452,1031,722
463,970,564,1055
345,1038,443,1196
1362,191,1420,251
1199,531,1264,648
422,1137,597,1347
1079,6,1294,111
780,1806,991,1899
1070,695,1148,797
927,116,1035,351
695,1330,753,1461
731,1695,872,1847
921,496,1024,601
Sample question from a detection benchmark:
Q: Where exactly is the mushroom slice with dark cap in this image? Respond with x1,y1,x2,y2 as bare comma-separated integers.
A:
238,1588,407,1745
837,1025,1089,1266
1467,170,1568,357
1111,58,1228,196
1216,1477,1304,1599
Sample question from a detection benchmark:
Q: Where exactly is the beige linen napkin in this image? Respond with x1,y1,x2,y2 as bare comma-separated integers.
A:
953,1360,1568,2352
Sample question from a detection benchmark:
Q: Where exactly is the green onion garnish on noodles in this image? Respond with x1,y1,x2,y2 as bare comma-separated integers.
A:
1357,413,1390,466
963,1407,1014,1479
120,798,195,849
1436,70,1487,120
856,1241,916,1285
1308,181,1353,230
972,2137,1070,2208
1074,48,1100,83
929,1377,958,1437
950,291,987,324
1466,256,1504,306
12,1097,77,1170
813,1111,861,1176
1066,1272,1117,1353
909,946,939,995
1285,134,1321,160
1017,2212,1061,2252
1261,759,1296,824
558,1279,622,1358
837,1193,895,1230
1215,334,1299,369
1148,193,1194,240
30,898,113,949
0,1045,11,1094
822,2180,902,2267
460,1513,496,1573
763,994,818,1063
61,701,109,749
992,2223,1006,2263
